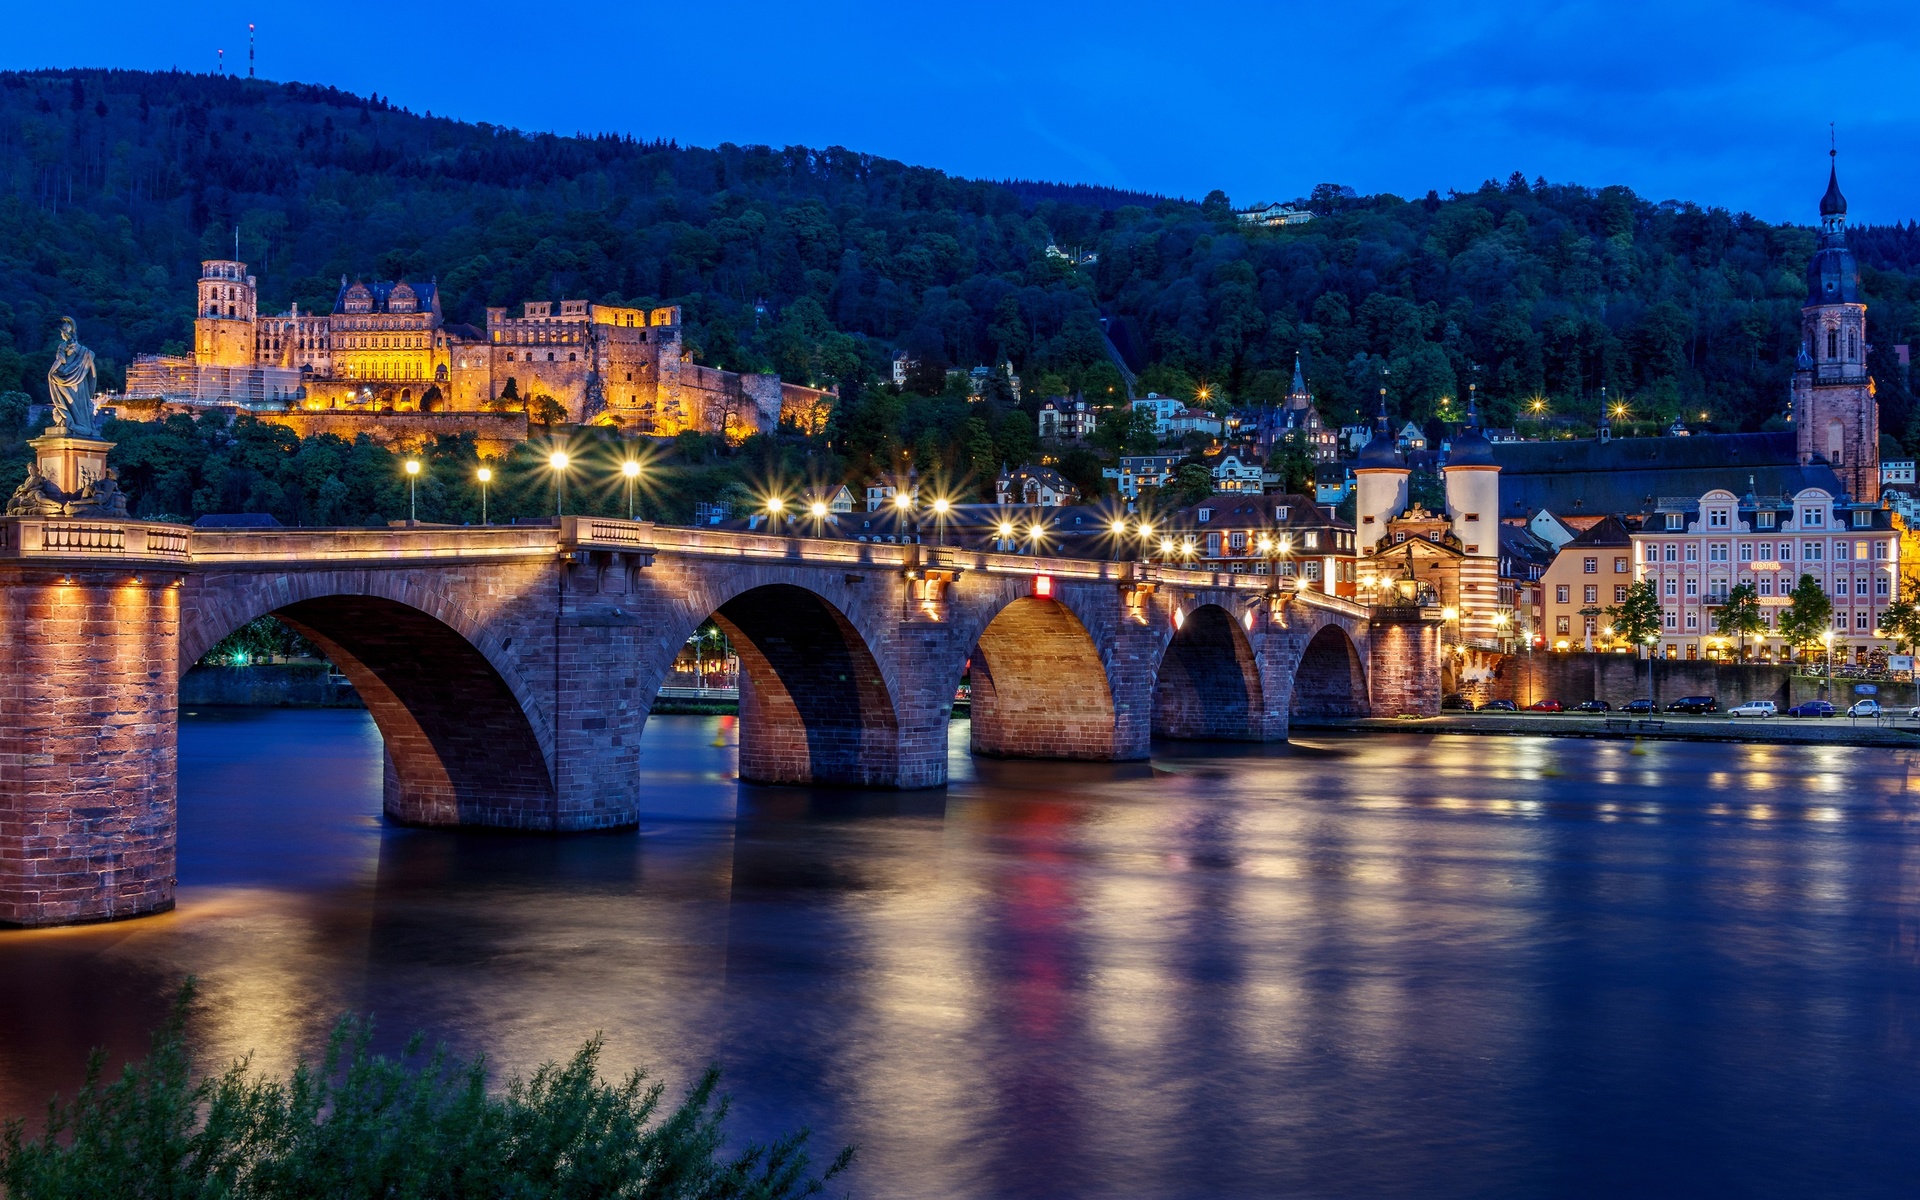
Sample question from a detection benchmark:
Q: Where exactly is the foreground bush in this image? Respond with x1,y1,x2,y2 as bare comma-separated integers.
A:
0,985,851,1199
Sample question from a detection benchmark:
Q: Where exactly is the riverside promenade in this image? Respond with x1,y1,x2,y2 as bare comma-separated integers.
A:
1293,711,1920,747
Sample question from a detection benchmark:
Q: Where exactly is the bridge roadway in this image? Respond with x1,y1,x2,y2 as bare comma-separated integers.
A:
0,515,1442,927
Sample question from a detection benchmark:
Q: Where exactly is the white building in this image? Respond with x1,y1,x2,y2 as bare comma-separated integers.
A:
1884,459,1916,485
1103,453,1184,505
1210,454,1263,493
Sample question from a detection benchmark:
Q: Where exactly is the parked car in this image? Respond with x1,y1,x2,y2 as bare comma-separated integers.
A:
1729,700,1777,718
1847,699,1882,718
1572,700,1611,713
1441,693,1472,711
1477,699,1517,712
1909,706,1920,721
1787,700,1837,718
1527,699,1564,712
1665,695,1719,714
1621,699,1656,715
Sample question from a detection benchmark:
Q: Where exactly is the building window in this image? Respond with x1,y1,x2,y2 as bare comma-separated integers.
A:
1665,513,1684,530
1853,510,1871,528
1614,557,1628,573
1708,509,1729,528
1775,542,1790,561
1584,585,1598,603
1685,545,1698,563
1685,580,1698,597
1759,578,1773,596
1615,585,1628,602
1198,508,1211,522
1828,328,1839,357
1663,612,1677,629
1663,579,1678,598
1802,508,1824,528
1663,544,1678,563
1274,506,1289,520
1708,543,1728,562
1757,511,1775,529
1857,611,1871,630
1583,557,1598,573
1805,542,1823,561
1556,584,1570,603
1739,543,1752,561
1556,616,1571,636
1229,531,1246,550
1685,613,1698,630
1834,615,1847,632
1876,540,1890,560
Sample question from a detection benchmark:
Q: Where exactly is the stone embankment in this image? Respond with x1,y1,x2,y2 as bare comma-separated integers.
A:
180,664,361,707
1293,711,1920,747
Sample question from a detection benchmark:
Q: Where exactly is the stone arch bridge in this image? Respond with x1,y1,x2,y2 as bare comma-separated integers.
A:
0,517,1442,926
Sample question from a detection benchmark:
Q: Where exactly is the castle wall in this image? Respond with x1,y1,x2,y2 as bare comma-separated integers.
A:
262,410,530,458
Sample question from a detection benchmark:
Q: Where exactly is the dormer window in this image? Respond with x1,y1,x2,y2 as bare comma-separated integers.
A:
1665,513,1684,530
1198,508,1211,522
1801,507,1825,528
1756,511,1776,530
1275,506,1289,520
1707,509,1729,528
1852,509,1872,528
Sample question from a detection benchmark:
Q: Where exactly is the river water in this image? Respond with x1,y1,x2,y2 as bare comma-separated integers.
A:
2,710,1918,1198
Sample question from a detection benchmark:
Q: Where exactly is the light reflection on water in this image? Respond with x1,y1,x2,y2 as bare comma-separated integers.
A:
0,712,1917,1198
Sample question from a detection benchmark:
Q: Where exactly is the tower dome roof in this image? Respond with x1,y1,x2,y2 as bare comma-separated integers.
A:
1445,425,1496,468
1356,430,1405,469
1819,161,1847,217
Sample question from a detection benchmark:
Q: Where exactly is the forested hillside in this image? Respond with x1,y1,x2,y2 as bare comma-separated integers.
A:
2,66,1918,466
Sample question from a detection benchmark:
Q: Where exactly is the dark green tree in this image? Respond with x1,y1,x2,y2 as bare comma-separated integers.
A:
1776,573,1835,659
1605,579,1663,650
1712,582,1767,660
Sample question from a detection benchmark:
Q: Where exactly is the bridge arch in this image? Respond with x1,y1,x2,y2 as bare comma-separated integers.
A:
1290,622,1371,718
642,564,907,787
1152,602,1268,740
960,589,1122,760
180,573,558,829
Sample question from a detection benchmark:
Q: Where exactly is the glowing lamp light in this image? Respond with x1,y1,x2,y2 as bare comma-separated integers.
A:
476,467,492,483
932,497,951,515
1138,524,1153,539
404,459,420,476
894,493,913,510
1160,538,1175,554
548,451,569,471
622,460,641,478
1441,606,1460,621
1033,574,1053,598
1110,520,1127,535
1243,608,1254,630
765,496,786,514
810,501,828,518
997,522,1015,538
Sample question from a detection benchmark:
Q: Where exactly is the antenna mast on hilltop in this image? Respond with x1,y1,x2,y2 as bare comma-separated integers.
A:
249,24,255,78
216,48,224,75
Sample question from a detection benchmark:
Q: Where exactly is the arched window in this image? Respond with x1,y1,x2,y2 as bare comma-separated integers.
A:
1827,328,1839,358
1847,328,1858,358
1828,419,1845,466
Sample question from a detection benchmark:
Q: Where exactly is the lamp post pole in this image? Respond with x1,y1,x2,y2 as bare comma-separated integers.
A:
549,451,568,518
1646,633,1657,710
404,459,420,524
1824,630,1835,703
622,459,640,520
477,467,491,526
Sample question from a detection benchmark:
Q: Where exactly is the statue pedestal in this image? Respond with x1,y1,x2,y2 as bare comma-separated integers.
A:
29,430,113,497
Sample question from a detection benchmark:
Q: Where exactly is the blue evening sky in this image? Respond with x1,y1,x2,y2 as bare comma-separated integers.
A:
5,0,1917,223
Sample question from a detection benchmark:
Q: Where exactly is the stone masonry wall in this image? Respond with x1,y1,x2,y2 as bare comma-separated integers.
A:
0,567,186,927
1490,652,1915,710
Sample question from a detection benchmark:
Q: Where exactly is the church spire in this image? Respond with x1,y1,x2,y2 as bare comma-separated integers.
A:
1820,141,1848,232
1290,351,1307,398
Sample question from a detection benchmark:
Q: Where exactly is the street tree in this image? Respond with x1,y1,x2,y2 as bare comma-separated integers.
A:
1713,582,1767,660
1879,575,1920,652
1605,579,1662,650
1775,573,1834,659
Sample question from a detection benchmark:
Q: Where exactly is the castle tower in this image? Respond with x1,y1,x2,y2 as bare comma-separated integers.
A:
1353,380,1408,554
1790,154,1878,504
193,260,258,368
1443,387,1502,644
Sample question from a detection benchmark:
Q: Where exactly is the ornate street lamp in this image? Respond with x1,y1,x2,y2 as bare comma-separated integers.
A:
621,458,641,520
403,458,420,524
548,451,569,517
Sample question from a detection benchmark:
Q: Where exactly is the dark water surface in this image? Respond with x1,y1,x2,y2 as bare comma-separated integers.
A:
3,711,1919,1198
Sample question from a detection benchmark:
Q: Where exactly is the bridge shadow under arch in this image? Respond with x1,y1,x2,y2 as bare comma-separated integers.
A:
1153,603,1266,740
968,596,1118,760
1290,624,1371,718
701,584,901,787
202,595,558,829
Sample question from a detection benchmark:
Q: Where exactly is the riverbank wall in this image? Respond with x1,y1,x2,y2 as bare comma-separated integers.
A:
1293,711,1920,747
180,664,363,707
1489,654,1913,711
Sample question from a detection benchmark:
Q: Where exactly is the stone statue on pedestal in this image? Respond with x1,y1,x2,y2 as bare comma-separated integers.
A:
47,316,100,438
4,318,127,518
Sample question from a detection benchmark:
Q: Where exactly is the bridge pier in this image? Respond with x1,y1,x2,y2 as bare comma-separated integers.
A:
0,563,188,927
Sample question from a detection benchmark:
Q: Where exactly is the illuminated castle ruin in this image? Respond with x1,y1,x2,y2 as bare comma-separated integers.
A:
126,261,835,438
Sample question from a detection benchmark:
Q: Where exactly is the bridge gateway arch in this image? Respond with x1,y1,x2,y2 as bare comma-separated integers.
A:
0,516,1441,928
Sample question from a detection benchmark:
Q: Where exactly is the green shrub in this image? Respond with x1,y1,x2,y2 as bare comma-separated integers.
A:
0,983,852,1199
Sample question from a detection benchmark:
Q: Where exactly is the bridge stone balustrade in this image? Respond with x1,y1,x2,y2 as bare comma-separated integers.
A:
0,516,1441,927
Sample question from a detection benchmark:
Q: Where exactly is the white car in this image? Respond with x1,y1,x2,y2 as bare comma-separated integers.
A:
1847,699,1882,718
1728,701,1776,718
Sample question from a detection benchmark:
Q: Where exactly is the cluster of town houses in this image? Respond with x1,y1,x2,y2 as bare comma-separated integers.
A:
747,166,1913,666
